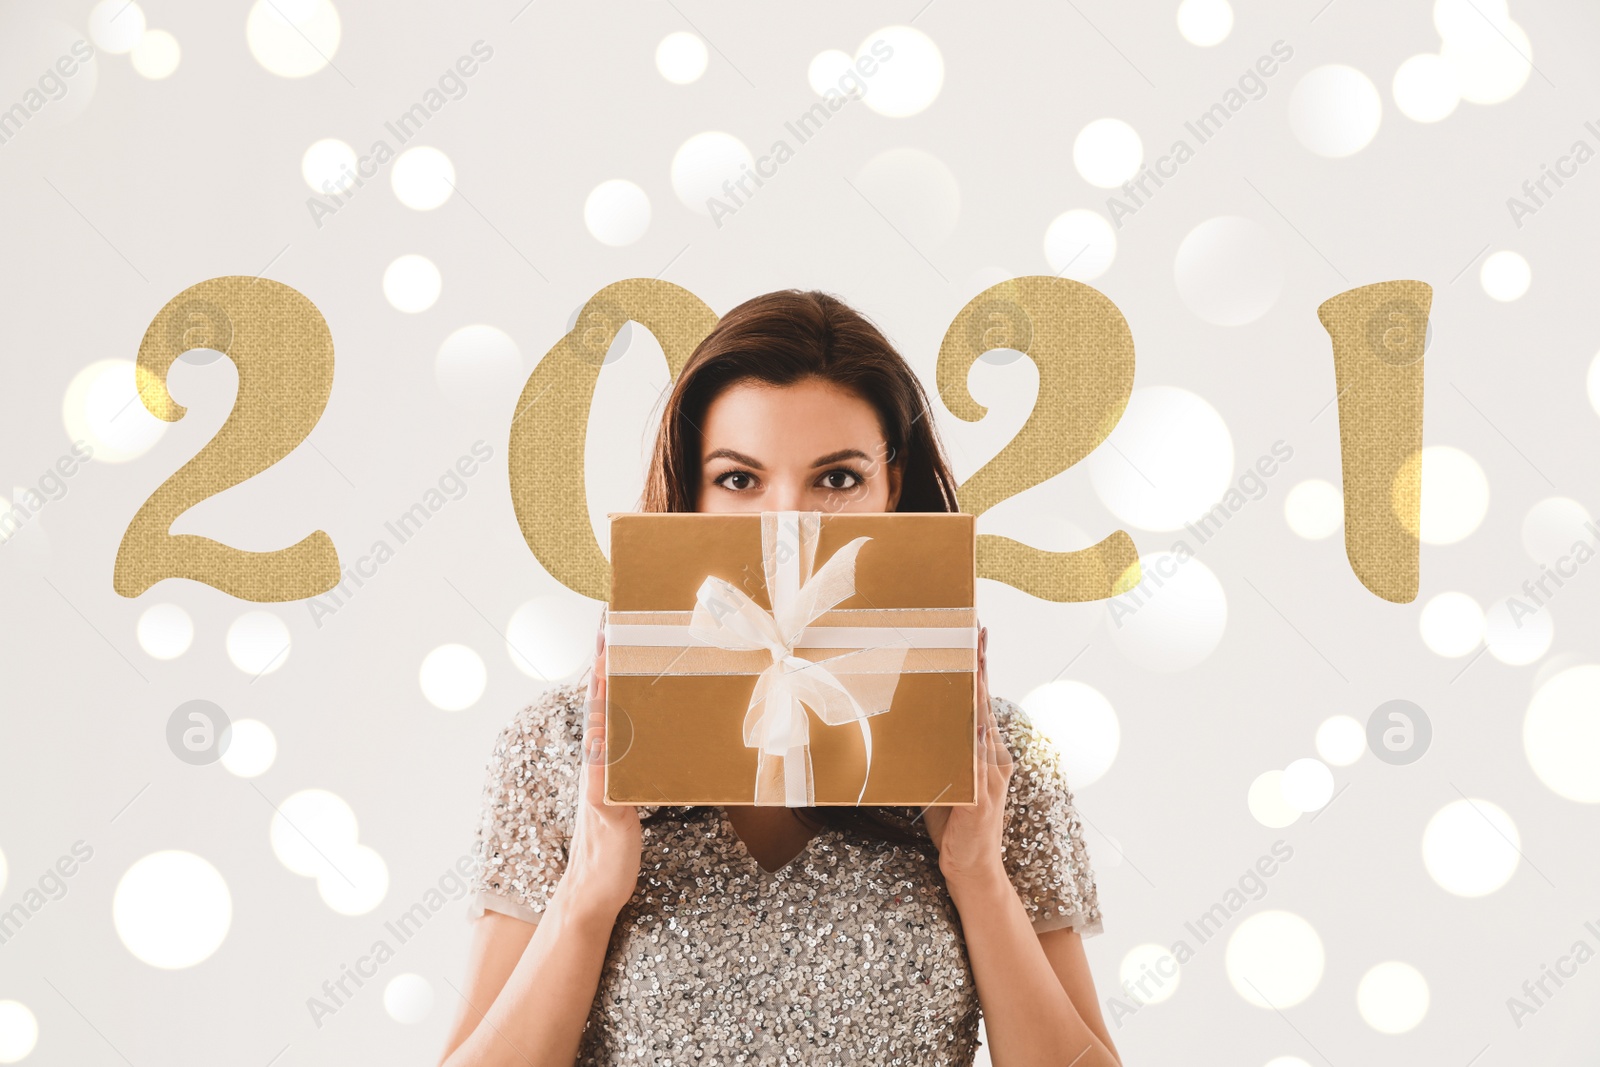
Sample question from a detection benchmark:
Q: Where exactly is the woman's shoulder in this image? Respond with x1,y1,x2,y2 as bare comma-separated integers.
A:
989,694,1058,777
496,680,587,750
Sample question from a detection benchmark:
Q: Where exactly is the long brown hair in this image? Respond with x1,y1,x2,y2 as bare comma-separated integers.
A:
635,289,961,852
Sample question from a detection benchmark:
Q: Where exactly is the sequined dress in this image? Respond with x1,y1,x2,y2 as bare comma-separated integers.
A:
466,681,1102,1064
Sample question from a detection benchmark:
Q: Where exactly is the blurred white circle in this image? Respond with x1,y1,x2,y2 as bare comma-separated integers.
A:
226,611,291,676
808,49,854,95
1106,553,1228,673
302,138,357,195
1521,497,1593,564
1089,386,1234,531
384,973,435,1024
1422,797,1521,895
670,131,755,212
1176,0,1233,46
1284,479,1343,540
507,596,600,679
383,255,442,314
62,359,167,463
584,179,651,247
853,147,961,248
316,843,388,915
0,1000,38,1064
89,0,147,53
435,324,522,410
137,603,194,660
270,789,357,876
391,146,456,211
1316,715,1366,766
1073,118,1143,189
1248,770,1300,828
1174,216,1284,326
1289,65,1383,157
219,719,276,778
856,25,943,117
1419,591,1485,658
1441,19,1531,105
113,851,232,968
1357,961,1430,1033
1524,665,1600,802
420,643,487,711
1019,680,1120,788
1393,54,1460,122
1281,758,1334,812
1480,250,1530,301
1484,597,1553,666
1043,209,1117,281
1119,943,1181,1004
1400,446,1488,544
656,32,708,84
1226,911,1324,1008
1434,0,1510,38
246,0,341,78
131,28,180,79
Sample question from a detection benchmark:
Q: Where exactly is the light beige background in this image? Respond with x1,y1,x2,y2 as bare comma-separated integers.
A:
1,0,1597,1064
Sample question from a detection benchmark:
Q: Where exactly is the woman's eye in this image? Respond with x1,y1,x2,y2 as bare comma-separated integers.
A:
821,469,860,490
717,471,754,491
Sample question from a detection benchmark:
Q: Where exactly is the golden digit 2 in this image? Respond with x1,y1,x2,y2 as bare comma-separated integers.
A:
114,277,342,602
1316,280,1431,604
937,276,1141,602
509,276,1141,604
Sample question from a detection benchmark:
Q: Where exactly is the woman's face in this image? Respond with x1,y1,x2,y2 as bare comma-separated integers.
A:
696,378,901,514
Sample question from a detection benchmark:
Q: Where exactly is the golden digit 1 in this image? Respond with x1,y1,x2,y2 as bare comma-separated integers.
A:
937,276,1142,602
508,279,719,602
114,277,342,602
1316,279,1431,604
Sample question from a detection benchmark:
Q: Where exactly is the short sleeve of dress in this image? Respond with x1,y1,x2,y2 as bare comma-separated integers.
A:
465,682,586,926
992,695,1104,937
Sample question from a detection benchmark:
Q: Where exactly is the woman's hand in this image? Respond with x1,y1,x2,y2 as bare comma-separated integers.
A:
556,620,643,925
922,625,1014,893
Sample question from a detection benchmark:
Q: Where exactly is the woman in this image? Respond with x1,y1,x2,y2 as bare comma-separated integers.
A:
439,290,1120,1065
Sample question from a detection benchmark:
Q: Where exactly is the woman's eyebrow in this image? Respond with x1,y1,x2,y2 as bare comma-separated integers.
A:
704,447,765,468
810,448,873,466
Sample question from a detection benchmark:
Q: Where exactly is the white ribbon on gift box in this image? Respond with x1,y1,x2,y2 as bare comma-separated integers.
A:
604,511,978,807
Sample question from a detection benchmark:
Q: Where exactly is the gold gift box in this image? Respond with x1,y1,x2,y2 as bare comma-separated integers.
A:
604,511,978,806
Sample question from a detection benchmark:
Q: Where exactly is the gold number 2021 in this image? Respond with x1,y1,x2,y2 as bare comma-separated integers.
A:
113,274,1426,605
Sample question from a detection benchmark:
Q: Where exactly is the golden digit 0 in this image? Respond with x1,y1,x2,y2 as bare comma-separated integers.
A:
937,276,1141,601
114,276,342,602
1316,280,1430,604
508,279,719,602
511,275,1141,605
